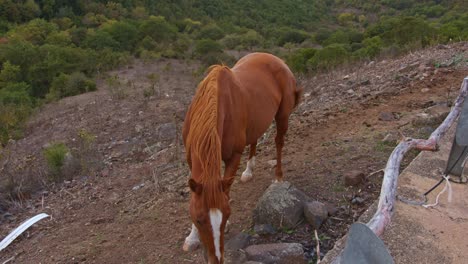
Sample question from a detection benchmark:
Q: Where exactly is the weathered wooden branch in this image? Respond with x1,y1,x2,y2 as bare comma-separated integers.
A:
367,77,468,236
330,77,468,263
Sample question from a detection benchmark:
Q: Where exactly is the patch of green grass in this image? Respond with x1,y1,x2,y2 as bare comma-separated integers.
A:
282,227,295,234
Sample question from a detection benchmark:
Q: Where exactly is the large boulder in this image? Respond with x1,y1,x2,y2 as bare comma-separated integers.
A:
245,243,306,264
253,182,307,229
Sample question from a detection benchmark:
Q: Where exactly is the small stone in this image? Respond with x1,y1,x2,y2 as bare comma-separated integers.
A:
378,112,396,121
421,88,430,93
254,224,277,235
346,89,354,94
351,197,365,205
325,203,338,216
344,170,365,187
360,79,370,85
225,233,251,251
267,160,277,167
3,213,16,222
245,243,305,264
343,75,350,80
132,183,145,191
304,201,328,229
135,124,143,133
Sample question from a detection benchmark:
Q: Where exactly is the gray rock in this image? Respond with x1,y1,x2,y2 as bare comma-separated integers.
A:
378,112,397,121
224,249,247,264
344,170,365,187
244,261,264,264
412,104,450,127
351,197,365,205
325,203,338,216
253,182,308,229
304,201,328,229
225,233,251,251
254,224,276,235
245,243,305,264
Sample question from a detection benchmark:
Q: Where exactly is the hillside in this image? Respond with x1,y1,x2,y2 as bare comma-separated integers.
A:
0,42,466,263
1,0,467,145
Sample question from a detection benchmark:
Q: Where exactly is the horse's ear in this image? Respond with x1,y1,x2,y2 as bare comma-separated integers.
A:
221,177,235,193
188,178,202,194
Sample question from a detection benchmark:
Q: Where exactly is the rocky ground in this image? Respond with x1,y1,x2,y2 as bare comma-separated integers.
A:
0,42,467,263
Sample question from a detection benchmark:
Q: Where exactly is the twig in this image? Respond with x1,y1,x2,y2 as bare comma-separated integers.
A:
366,169,384,179
315,229,321,264
2,256,15,264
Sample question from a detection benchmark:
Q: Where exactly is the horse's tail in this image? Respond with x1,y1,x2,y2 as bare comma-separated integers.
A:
294,83,303,108
186,65,227,208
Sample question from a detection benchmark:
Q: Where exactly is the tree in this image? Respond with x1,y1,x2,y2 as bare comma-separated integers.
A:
7,19,58,45
197,23,224,40
308,44,350,71
0,61,21,86
139,16,177,43
83,29,119,50
286,48,317,73
103,20,138,51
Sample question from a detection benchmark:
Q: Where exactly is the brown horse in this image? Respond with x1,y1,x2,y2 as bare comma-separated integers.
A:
182,52,301,263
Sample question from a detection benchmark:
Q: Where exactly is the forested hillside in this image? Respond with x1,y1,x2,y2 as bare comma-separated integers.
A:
0,0,467,144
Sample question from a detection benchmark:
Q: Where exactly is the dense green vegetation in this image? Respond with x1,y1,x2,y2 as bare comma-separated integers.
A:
0,0,467,145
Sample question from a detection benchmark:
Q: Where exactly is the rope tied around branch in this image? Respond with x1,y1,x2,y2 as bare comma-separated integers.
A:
423,174,453,208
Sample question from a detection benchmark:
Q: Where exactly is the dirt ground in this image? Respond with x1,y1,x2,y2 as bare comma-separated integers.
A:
0,42,467,263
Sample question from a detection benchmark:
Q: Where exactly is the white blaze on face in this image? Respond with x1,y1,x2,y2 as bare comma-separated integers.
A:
209,208,223,261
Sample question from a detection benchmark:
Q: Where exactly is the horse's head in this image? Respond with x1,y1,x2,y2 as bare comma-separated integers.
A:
188,178,233,264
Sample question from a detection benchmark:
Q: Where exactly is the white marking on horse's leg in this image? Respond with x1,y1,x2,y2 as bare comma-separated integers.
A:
241,157,256,182
183,223,200,252
210,209,223,261
225,220,230,233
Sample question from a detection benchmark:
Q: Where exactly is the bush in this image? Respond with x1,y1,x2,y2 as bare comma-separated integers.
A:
286,48,317,73
194,39,223,56
0,82,33,144
43,142,69,180
307,44,350,71
48,72,96,100
139,15,177,42
197,24,224,40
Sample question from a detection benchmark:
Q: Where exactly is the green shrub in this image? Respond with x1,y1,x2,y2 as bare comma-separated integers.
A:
48,72,96,100
194,39,223,56
286,48,317,73
43,142,69,180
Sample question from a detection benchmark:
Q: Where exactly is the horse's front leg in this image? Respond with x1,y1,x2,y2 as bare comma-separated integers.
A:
183,223,200,251
222,152,242,233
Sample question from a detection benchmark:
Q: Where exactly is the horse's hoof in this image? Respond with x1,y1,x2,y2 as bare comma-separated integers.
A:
183,240,200,252
240,172,253,183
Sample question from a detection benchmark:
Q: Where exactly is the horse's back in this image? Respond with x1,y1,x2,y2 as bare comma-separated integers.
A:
229,53,298,144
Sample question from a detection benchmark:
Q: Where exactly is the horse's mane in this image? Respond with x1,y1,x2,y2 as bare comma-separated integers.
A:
186,65,229,208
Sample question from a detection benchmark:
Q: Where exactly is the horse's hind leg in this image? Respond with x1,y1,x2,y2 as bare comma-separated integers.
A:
274,115,289,182
241,143,257,182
